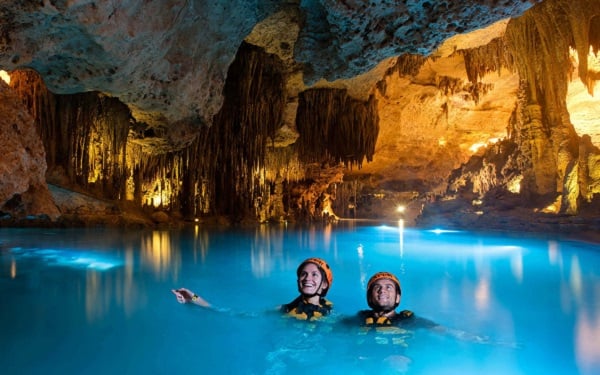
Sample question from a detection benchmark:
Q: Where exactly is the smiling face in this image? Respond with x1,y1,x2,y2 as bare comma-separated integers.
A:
369,278,400,312
297,262,328,299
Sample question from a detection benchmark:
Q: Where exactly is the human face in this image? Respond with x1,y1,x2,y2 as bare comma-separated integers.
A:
370,278,400,311
297,262,327,297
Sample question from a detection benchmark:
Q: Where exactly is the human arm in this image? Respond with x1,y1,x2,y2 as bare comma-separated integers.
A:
171,288,211,308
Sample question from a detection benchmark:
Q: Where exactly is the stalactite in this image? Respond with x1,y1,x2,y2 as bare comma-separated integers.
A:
393,54,428,77
560,0,600,94
198,41,287,219
10,70,131,200
505,1,576,112
503,0,588,213
264,146,304,183
9,70,59,164
296,88,379,169
436,75,494,104
460,38,514,84
377,54,427,95
589,16,600,55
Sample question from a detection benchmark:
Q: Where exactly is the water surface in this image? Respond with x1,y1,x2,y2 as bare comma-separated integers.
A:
1,224,598,374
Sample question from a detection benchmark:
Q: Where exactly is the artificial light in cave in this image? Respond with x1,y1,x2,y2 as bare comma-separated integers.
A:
142,177,174,209
0,70,10,84
321,193,338,219
540,199,561,214
469,138,499,153
507,176,522,194
567,48,600,146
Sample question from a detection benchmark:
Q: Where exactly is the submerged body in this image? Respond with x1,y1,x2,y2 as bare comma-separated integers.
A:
2,226,597,374
173,257,334,321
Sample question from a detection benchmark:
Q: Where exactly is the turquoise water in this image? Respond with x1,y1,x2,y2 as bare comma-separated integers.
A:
0,223,599,374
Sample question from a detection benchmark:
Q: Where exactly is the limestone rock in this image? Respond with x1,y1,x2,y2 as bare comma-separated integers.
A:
0,81,59,220
0,0,538,129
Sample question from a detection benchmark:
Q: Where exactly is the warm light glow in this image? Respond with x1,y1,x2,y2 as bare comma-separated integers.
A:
474,278,490,311
575,307,600,373
0,70,10,84
541,196,561,214
141,231,174,277
469,138,499,153
438,137,447,146
469,142,487,153
542,204,558,213
396,205,406,213
567,47,600,146
570,255,583,303
507,175,522,193
11,259,16,279
249,226,274,278
321,193,339,220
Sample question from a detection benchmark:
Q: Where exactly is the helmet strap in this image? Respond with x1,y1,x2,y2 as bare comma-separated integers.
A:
301,279,324,299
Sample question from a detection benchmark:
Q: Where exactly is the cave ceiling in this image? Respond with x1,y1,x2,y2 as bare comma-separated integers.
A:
0,0,539,130
11,0,600,212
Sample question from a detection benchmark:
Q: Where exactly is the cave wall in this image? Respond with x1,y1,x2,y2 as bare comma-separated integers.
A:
6,42,378,224
461,0,600,214
0,80,59,221
2,0,600,228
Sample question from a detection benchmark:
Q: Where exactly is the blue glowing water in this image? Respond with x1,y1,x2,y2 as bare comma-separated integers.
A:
0,224,598,375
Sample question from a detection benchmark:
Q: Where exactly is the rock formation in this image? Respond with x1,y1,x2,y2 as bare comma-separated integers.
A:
1,0,600,236
0,81,59,221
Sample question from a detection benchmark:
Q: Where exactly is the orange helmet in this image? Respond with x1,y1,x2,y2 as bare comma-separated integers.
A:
297,257,333,296
366,271,401,310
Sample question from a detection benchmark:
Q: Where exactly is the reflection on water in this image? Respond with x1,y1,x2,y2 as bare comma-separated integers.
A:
140,230,178,279
570,255,583,302
10,258,16,279
474,277,490,311
1,226,599,374
192,225,210,263
577,305,600,373
250,225,284,279
511,254,523,283
544,241,600,375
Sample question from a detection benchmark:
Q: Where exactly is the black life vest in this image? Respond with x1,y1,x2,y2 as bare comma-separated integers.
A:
281,296,333,321
360,309,414,326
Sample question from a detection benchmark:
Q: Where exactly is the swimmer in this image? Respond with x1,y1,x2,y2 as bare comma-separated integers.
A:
172,257,334,321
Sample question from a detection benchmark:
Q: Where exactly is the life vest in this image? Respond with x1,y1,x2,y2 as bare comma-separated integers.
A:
357,309,415,345
281,296,333,321
362,309,414,326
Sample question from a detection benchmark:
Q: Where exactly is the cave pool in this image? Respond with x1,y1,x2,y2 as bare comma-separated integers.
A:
1,223,598,374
